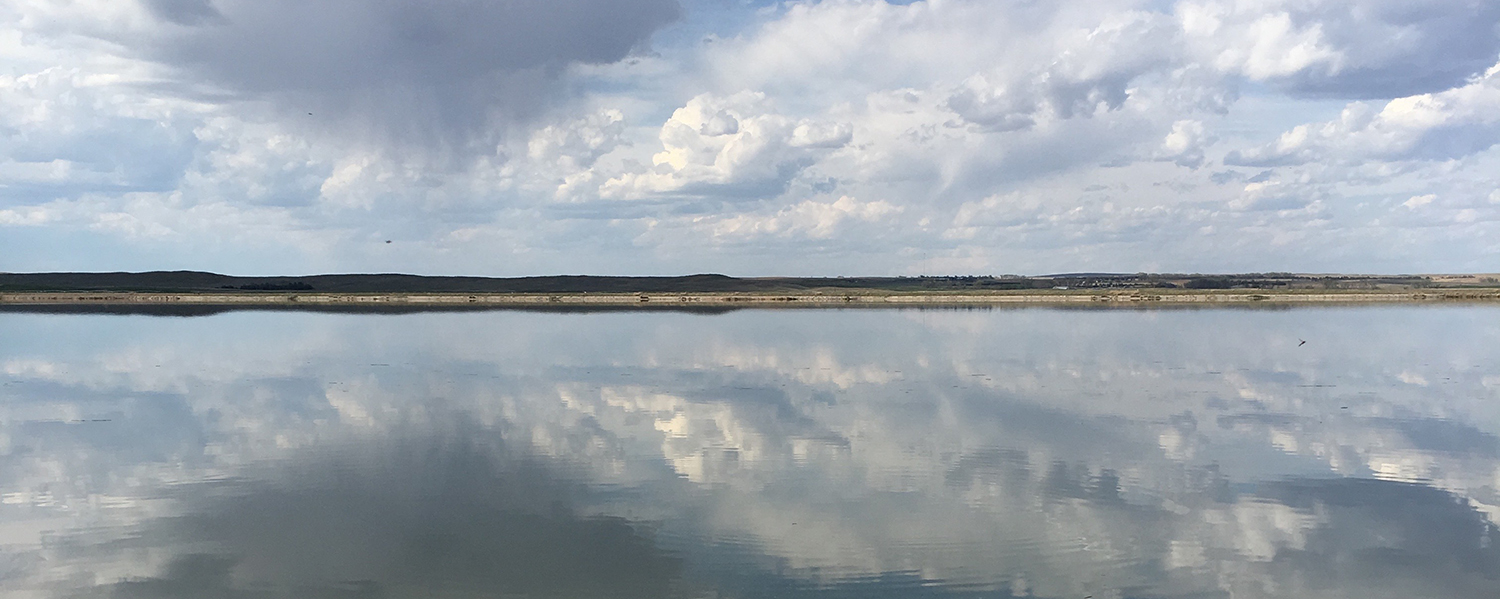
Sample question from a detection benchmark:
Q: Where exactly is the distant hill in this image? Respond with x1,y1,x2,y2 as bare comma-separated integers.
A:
2,271,1494,294
0,271,1043,293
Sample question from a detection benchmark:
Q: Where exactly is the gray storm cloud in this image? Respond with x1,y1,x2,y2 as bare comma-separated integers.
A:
1257,0,1500,98
138,0,681,149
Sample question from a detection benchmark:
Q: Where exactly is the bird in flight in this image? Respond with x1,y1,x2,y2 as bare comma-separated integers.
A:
1298,339,1307,346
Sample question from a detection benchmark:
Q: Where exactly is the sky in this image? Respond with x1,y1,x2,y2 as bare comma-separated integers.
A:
1,0,1499,276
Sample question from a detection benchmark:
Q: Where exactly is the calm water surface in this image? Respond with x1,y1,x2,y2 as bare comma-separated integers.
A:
2,306,1499,598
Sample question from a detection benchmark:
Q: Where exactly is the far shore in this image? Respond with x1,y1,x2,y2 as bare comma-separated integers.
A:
5,289,1500,308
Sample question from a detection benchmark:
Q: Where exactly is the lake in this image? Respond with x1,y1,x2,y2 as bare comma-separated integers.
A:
2,306,1498,598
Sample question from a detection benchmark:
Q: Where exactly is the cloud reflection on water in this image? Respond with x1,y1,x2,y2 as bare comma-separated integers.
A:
1,307,1499,598
59,418,683,599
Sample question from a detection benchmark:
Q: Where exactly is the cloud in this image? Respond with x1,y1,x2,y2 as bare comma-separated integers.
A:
529,109,628,173
600,92,852,199
1222,178,1323,212
0,67,198,202
1227,62,1500,166
946,9,1183,131
1180,0,1500,98
698,195,902,241
705,2,1183,130
1404,194,1437,209
140,0,221,26
0,206,55,226
527,109,631,200
136,0,681,150
1155,119,1212,168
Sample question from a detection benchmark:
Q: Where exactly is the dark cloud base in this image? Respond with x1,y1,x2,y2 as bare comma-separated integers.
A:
138,0,682,150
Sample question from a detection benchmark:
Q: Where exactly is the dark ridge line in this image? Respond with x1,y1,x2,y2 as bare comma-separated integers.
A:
0,303,1353,318
3,271,1488,294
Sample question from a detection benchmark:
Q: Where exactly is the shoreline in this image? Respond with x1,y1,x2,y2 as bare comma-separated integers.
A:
4,289,1500,308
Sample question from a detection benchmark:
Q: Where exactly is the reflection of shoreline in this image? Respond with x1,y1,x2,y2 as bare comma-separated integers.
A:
4,289,1500,310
